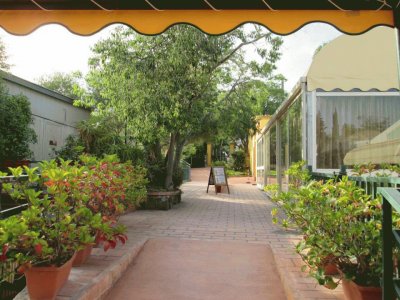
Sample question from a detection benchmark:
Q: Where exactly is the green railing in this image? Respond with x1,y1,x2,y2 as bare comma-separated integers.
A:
378,187,400,300
181,160,191,182
0,175,29,219
311,172,400,199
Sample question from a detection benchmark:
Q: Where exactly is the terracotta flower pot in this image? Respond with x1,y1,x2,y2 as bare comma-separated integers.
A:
72,244,93,266
24,254,75,300
323,262,339,275
322,255,339,275
342,279,382,300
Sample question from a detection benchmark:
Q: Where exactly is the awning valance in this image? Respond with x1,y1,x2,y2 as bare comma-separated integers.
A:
0,0,397,36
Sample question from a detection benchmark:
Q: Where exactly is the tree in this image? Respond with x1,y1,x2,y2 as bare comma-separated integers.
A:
0,38,10,71
84,25,283,190
0,83,37,166
37,71,83,99
216,77,286,153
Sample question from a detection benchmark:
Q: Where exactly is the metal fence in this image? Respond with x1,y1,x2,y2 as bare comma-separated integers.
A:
310,172,400,200
379,187,400,300
0,175,29,219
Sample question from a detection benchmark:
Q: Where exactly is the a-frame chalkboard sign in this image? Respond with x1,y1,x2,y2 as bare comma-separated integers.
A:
206,166,230,194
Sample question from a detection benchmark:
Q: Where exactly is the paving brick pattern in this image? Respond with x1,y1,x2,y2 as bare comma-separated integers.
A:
118,168,344,300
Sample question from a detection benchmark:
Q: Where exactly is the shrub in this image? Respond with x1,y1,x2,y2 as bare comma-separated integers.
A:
0,155,148,280
172,166,183,189
229,150,246,171
267,161,393,289
0,164,96,274
0,88,37,167
54,135,85,161
212,161,226,167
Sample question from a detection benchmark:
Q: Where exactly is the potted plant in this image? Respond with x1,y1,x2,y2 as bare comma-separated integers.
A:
76,155,146,249
0,165,93,300
267,162,390,300
40,155,145,264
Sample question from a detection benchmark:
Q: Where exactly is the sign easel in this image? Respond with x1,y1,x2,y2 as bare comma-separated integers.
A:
206,166,230,194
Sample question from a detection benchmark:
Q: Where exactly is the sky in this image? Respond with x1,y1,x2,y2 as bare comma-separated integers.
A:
0,23,341,92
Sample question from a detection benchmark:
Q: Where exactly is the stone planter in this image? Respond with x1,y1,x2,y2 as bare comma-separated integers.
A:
341,279,381,300
142,190,182,210
24,254,75,300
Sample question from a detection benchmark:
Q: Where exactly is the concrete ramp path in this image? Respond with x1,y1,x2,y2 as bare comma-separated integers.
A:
106,238,286,300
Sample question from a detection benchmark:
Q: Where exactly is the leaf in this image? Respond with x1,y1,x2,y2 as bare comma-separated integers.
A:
117,235,126,245
34,244,43,255
103,241,111,252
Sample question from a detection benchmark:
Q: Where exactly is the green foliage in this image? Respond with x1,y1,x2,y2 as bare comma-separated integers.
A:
1,164,94,271
0,156,148,279
54,135,85,161
82,25,283,190
56,115,145,165
268,161,390,288
350,162,400,177
172,166,183,189
182,144,197,161
226,169,247,177
37,71,84,99
0,84,37,166
229,150,246,171
217,78,286,149
212,161,226,167
0,39,10,71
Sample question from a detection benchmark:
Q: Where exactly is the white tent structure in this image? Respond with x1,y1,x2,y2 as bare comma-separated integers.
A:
256,26,400,189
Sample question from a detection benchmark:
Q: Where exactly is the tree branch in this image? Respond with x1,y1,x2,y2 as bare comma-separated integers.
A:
213,33,270,71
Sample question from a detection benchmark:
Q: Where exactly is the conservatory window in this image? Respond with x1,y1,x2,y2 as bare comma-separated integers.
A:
316,94,400,169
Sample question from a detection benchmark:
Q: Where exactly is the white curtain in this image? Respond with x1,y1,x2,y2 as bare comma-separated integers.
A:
316,95,400,169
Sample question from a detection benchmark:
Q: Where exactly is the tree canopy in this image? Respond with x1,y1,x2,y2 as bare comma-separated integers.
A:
37,71,83,99
79,24,284,189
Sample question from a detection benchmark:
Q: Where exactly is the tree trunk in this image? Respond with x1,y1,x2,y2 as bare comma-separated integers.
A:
173,135,185,174
164,133,176,190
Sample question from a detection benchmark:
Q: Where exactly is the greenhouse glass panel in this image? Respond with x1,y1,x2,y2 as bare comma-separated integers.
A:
316,94,400,169
267,126,277,185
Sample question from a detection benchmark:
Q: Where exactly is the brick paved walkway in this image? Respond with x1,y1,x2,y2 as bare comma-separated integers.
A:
116,168,344,300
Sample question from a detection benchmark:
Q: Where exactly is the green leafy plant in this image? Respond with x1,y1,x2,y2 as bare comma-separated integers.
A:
0,155,148,280
228,150,246,171
74,155,147,249
0,86,37,169
212,161,226,167
267,161,394,289
0,164,94,277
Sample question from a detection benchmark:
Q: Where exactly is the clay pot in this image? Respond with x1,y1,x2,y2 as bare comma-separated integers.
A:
321,255,339,275
73,244,93,266
24,254,75,300
323,262,339,275
342,279,382,300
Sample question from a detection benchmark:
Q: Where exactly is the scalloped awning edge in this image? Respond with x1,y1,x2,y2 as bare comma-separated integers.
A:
0,10,394,36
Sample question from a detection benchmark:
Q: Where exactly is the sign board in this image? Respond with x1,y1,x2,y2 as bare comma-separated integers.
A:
206,167,230,194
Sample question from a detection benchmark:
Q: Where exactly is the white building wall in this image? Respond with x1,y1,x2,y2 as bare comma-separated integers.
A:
3,78,90,161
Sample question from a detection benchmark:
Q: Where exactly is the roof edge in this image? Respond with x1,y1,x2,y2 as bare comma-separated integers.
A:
0,72,89,109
